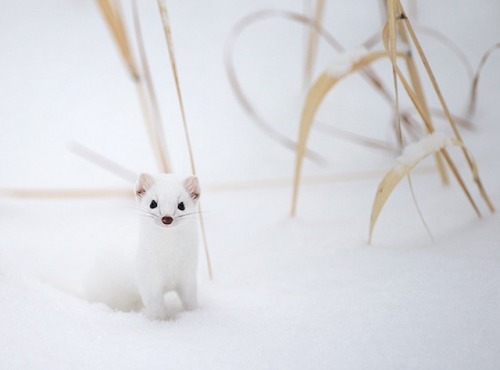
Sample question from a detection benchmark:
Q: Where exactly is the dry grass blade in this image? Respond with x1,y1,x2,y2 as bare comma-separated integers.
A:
132,0,171,173
369,134,461,243
385,0,399,66
303,0,325,88
397,17,449,185
156,0,212,280
291,50,392,217
70,142,137,183
384,0,403,146
0,188,132,199
95,0,139,80
156,0,195,175
468,43,500,115
207,166,436,193
314,121,398,154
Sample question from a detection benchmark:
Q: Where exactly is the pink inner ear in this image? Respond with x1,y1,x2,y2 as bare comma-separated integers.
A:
184,176,200,200
136,173,154,197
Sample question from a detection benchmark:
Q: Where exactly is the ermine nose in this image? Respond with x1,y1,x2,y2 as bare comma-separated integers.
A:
161,216,173,225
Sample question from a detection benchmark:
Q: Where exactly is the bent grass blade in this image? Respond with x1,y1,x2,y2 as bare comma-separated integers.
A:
369,134,462,243
291,50,391,217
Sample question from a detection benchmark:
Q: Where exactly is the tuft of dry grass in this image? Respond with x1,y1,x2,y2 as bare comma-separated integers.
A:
366,0,494,241
284,0,495,241
383,0,494,213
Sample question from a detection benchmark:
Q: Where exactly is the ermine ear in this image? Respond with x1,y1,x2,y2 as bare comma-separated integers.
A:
183,176,200,201
135,173,154,198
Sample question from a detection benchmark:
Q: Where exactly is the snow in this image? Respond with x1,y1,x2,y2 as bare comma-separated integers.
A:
1,0,500,369
394,132,454,173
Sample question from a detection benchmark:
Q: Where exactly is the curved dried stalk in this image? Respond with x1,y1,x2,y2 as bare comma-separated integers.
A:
468,42,500,115
225,9,410,165
314,121,398,154
369,134,461,243
225,9,347,164
291,50,394,217
415,25,474,79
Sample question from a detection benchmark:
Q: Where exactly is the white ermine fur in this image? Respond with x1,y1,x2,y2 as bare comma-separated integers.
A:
135,173,200,320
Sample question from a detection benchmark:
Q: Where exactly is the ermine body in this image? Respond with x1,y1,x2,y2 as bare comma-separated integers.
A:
135,173,200,320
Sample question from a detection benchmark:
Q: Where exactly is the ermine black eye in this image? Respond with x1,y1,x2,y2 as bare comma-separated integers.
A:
150,200,158,209
177,202,185,211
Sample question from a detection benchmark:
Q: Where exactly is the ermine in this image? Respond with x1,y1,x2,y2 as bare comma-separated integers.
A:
135,173,200,320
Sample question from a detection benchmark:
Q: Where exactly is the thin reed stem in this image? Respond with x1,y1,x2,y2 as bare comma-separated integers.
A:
303,0,325,88
70,143,137,183
132,0,171,173
156,0,196,174
156,0,213,279
400,5,494,212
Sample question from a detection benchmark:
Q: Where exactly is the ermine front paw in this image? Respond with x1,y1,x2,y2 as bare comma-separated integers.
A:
178,285,198,311
143,297,169,320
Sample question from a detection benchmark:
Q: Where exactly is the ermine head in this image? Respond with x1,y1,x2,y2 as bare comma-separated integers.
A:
135,173,200,227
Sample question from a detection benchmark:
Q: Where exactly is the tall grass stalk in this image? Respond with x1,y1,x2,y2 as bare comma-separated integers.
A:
157,0,213,280
132,0,171,173
303,0,325,88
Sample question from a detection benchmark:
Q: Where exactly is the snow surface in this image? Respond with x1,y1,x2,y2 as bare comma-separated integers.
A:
1,0,500,369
